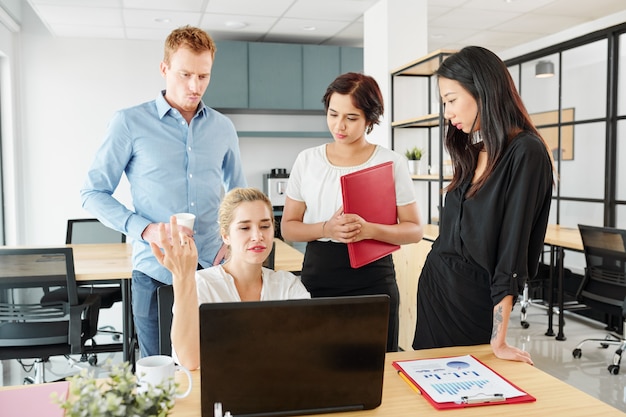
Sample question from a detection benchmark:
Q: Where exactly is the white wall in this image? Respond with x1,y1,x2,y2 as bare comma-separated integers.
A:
0,3,624,246
6,4,326,245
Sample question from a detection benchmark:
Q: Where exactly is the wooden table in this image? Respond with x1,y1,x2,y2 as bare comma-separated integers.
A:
542,224,584,340
70,240,304,363
71,243,135,363
71,240,303,279
408,224,585,340
169,344,623,417
273,239,304,272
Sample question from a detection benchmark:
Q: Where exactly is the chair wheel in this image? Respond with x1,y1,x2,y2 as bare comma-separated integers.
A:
88,354,98,366
600,343,610,349
521,321,529,329
112,334,121,341
608,364,620,375
572,348,582,358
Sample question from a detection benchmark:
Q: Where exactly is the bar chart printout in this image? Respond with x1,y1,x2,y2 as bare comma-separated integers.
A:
394,355,527,404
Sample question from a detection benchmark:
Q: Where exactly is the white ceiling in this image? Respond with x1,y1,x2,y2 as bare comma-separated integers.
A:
25,0,626,53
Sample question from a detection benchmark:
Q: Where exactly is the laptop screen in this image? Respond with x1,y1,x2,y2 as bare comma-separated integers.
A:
199,295,389,417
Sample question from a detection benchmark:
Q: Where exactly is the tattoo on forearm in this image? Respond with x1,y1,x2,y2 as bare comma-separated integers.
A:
491,305,504,341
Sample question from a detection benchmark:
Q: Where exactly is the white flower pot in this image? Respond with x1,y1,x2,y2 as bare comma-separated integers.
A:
407,160,421,175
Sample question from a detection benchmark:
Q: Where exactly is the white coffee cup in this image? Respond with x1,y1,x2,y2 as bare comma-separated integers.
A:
173,212,196,231
135,355,193,399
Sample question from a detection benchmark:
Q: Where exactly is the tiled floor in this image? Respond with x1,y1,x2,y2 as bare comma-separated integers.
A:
2,303,626,413
507,302,626,413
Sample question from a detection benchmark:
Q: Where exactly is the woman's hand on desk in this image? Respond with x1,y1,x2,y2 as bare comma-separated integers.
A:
491,342,534,365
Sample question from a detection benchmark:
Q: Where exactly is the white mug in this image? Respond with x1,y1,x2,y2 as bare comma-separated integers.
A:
135,355,193,399
173,212,196,231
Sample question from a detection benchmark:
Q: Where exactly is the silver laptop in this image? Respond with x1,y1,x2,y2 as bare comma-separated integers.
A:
199,295,389,417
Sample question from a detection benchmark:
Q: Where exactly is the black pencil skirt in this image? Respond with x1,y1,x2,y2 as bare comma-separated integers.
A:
301,240,399,352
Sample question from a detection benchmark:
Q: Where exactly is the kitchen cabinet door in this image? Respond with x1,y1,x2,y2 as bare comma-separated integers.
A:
203,40,248,109
248,43,303,110
340,46,363,74
302,45,340,110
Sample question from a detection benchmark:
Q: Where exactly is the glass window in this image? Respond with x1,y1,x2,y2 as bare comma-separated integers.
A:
562,40,608,121
507,64,520,93
559,200,604,229
521,53,559,115
559,122,606,199
617,205,626,229
617,120,626,200
617,33,626,116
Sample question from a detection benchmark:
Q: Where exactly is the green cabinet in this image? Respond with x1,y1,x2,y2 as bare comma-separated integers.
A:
248,42,302,110
340,47,363,74
203,41,362,111
203,40,248,109
303,45,340,110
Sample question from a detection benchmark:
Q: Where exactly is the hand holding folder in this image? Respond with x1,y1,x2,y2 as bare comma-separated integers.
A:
340,161,400,268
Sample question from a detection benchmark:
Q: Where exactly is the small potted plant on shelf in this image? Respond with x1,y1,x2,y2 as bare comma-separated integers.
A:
405,146,424,175
53,360,177,417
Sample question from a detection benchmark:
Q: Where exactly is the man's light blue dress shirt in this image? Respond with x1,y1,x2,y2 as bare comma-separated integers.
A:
81,91,247,284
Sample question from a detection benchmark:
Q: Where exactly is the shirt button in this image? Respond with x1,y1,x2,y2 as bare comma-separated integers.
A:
190,202,195,207
181,121,185,125
189,174,193,179
188,146,192,151
513,273,518,278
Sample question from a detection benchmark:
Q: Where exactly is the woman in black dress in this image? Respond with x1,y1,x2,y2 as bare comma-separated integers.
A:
412,46,554,364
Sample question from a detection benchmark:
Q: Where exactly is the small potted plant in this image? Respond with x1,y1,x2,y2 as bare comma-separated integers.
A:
405,146,424,175
53,360,177,417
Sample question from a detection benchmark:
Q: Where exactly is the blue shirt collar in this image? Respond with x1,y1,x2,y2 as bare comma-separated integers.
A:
156,90,207,120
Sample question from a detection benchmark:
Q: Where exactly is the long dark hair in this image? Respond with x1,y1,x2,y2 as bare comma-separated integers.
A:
437,46,553,197
322,72,384,134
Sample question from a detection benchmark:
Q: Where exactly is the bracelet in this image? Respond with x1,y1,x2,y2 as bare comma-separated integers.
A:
322,221,327,238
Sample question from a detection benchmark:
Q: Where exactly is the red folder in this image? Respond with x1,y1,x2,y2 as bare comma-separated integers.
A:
340,161,400,268
392,355,536,410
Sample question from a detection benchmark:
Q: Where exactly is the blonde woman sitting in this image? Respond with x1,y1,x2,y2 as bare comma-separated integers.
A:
150,187,310,370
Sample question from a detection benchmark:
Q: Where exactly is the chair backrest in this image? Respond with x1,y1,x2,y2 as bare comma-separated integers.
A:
157,285,174,356
66,218,126,244
262,241,276,269
577,224,626,315
0,247,100,356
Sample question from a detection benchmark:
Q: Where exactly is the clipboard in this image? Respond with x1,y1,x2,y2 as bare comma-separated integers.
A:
340,161,400,268
392,355,536,409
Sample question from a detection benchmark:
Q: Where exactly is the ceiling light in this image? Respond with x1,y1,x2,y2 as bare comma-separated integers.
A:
303,26,316,31
535,60,555,78
154,17,171,23
225,21,248,29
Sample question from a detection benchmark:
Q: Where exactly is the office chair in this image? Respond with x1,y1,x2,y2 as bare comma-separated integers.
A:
519,262,551,328
157,285,174,357
262,241,276,269
41,218,126,364
571,224,626,375
0,247,101,384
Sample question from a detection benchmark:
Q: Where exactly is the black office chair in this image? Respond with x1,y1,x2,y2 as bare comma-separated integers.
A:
41,219,126,364
571,224,626,375
262,241,276,269
519,261,551,328
0,247,101,384
157,285,174,357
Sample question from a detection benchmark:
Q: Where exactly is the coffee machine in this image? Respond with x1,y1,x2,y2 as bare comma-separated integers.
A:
263,168,289,238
